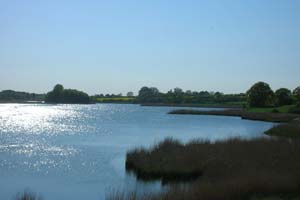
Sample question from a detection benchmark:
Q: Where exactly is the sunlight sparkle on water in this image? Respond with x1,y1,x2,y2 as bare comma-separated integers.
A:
0,104,82,174
0,104,81,134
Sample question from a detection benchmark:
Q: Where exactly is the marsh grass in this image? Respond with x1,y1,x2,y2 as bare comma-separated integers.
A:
124,137,300,200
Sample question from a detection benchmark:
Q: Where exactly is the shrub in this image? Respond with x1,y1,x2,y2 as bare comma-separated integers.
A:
272,108,279,113
288,106,300,114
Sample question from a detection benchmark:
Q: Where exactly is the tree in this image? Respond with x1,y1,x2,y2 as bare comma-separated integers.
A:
53,84,64,93
185,90,192,95
275,88,293,106
293,86,300,102
138,86,160,103
50,84,64,102
127,92,134,97
174,87,183,95
247,82,274,107
45,84,90,104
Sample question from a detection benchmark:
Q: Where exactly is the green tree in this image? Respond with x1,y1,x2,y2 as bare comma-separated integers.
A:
138,86,160,103
127,92,134,97
247,82,274,107
45,84,90,104
275,88,293,106
53,84,64,93
293,86,300,102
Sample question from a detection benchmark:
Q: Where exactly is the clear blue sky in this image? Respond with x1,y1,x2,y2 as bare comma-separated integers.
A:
0,0,299,95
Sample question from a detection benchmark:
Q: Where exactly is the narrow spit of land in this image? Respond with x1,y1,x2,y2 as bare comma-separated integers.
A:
141,103,243,109
168,109,300,122
168,109,300,138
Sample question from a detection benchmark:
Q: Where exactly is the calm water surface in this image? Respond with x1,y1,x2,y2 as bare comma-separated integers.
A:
0,104,274,200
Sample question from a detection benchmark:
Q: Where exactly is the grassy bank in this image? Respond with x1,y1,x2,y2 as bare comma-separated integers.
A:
123,138,300,200
246,105,299,114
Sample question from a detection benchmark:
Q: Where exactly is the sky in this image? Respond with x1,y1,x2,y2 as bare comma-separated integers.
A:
0,0,299,95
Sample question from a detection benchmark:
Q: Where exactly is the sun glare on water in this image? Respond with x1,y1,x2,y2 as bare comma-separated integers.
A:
0,104,82,172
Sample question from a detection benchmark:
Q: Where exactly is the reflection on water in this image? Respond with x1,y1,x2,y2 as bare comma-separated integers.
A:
0,104,274,200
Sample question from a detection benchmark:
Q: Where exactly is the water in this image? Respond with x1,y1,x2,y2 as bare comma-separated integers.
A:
0,104,274,200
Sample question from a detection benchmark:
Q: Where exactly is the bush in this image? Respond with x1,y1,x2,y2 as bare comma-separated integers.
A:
272,108,279,113
288,106,300,114
293,86,300,102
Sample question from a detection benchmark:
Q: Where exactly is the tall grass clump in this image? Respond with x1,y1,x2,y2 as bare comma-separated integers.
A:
15,190,42,200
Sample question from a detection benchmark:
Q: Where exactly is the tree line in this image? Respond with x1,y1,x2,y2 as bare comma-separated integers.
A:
136,82,300,108
247,82,300,107
1,82,299,106
137,86,246,105
0,90,45,102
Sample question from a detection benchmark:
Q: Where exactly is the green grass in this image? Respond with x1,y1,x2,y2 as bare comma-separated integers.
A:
246,105,295,113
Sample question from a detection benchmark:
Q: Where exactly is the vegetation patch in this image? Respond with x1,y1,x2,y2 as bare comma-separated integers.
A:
265,118,300,138
126,139,203,183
